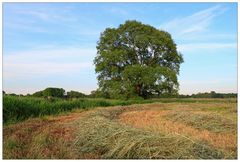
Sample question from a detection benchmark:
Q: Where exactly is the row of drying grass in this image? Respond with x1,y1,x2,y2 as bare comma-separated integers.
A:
3,96,153,124
163,111,236,133
118,108,237,158
74,106,225,159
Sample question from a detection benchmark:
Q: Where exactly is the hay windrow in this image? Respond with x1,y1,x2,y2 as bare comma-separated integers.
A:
74,108,224,159
163,111,237,133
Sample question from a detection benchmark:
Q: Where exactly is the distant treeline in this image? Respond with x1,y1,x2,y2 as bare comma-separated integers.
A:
164,91,237,98
178,91,237,98
3,88,90,99
3,88,237,99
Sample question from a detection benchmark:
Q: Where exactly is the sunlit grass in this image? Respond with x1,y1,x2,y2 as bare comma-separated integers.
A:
3,96,153,124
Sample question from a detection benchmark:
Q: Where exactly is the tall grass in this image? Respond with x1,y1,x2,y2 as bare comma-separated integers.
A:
3,96,153,124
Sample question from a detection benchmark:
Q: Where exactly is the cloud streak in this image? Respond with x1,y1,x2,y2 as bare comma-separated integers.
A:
159,5,227,38
3,47,96,79
4,3,101,36
177,43,237,53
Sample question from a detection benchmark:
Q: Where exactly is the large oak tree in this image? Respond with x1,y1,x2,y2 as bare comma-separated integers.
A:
94,20,183,99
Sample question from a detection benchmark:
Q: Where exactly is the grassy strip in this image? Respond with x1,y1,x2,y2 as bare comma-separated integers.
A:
74,107,225,159
3,96,153,124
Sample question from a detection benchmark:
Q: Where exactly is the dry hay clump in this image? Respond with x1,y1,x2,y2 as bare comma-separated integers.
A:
74,108,224,159
163,111,236,133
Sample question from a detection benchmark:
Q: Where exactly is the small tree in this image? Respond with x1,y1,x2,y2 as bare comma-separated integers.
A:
42,88,65,98
67,91,86,98
94,20,183,99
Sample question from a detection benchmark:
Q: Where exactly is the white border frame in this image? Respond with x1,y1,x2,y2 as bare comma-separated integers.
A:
0,0,239,161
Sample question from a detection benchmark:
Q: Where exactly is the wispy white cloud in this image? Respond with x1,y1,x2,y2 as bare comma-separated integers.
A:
4,47,96,61
4,62,93,78
4,21,50,33
159,5,228,38
177,43,237,53
7,4,78,23
176,33,236,42
4,4,99,35
3,47,96,79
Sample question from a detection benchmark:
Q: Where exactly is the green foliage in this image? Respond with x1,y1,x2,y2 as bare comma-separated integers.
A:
88,90,106,98
8,93,18,96
42,87,65,98
179,91,237,98
32,87,65,98
32,91,43,97
94,20,183,99
67,91,86,98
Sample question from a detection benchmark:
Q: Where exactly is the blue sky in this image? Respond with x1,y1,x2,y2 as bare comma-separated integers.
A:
3,2,237,95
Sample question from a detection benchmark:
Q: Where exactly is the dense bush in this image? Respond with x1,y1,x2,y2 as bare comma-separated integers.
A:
32,87,65,98
67,91,86,98
32,91,43,97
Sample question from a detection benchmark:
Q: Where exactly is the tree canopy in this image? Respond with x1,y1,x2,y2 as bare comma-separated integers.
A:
94,20,184,99
67,91,86,98
33,87,65,98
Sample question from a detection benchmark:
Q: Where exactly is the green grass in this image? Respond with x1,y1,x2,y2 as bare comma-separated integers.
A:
3,96,153,124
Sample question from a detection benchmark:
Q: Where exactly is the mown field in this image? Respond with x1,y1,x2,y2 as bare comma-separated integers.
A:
3,97,237,159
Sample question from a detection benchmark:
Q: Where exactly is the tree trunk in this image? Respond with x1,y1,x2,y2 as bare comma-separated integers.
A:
135,84,141,96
